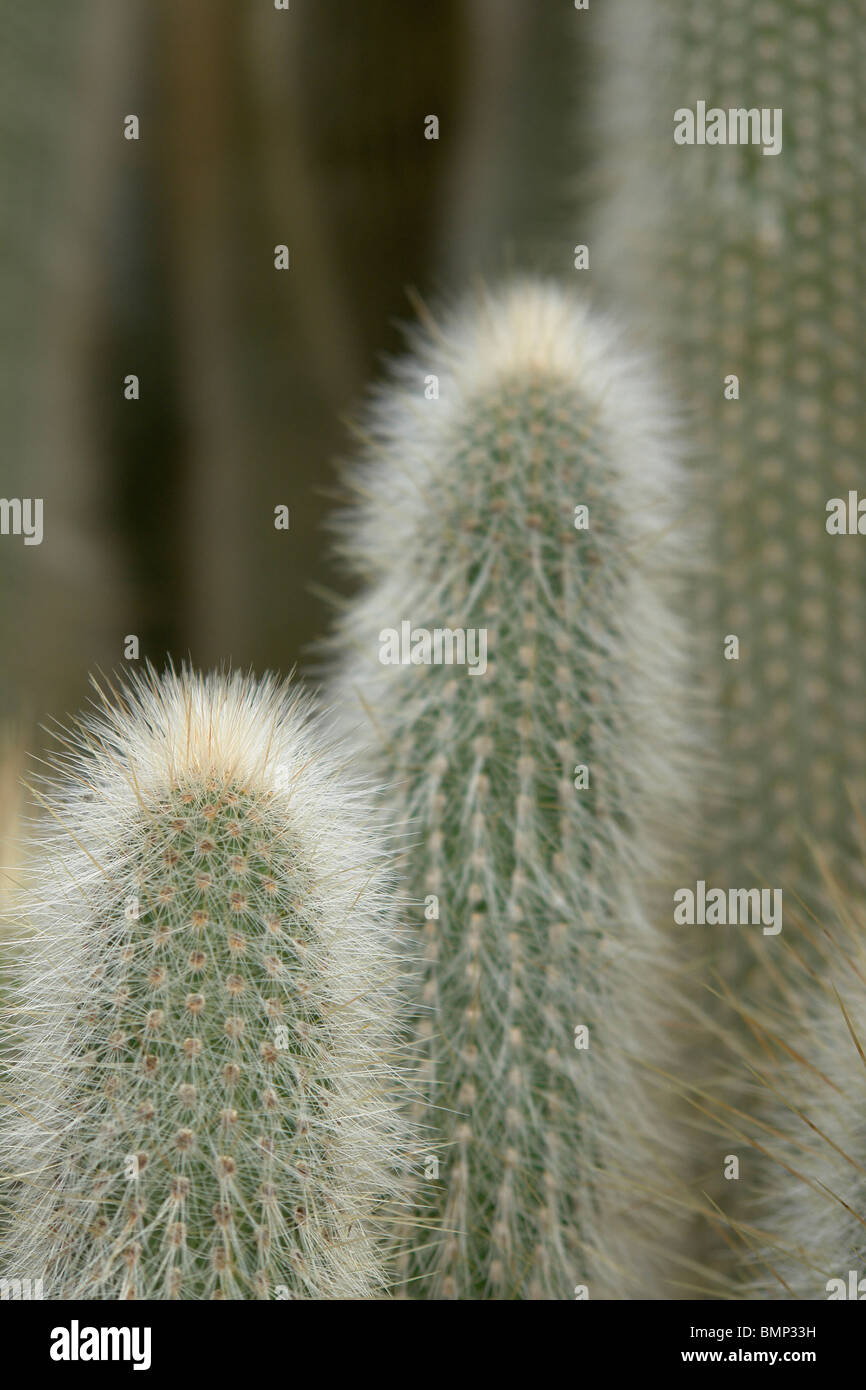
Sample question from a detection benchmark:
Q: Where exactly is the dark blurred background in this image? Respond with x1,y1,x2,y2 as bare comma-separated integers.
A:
0,0,585,752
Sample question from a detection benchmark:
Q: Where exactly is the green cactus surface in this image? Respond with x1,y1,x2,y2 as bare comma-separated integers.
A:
0,668,408,1299
593,0,866,890
328,280,697,1299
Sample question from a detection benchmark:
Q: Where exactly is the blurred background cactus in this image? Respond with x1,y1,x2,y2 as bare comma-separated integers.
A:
0,668,408,1299
592,0,866,893
326,280,697,1299
684,842,866,1299
589,0,866,1286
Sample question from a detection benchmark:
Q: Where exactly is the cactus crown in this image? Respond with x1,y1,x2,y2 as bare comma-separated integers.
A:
1,667,407,1299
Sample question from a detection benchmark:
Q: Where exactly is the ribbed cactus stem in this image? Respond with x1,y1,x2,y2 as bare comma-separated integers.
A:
0,668,406,1299
593,0,866,888
328,280,695,1299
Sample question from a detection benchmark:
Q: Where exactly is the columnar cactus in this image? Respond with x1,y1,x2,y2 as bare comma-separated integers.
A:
328,280,696,1299
692,860,866,1299
0,668,407,1299
593,0,866,890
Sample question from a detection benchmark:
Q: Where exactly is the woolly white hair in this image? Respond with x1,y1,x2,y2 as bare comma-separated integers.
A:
333,278,698,875
1,666,410,1299
693,863,866,1299
334,277,697,828
345,278,686,569
327,279,700,1298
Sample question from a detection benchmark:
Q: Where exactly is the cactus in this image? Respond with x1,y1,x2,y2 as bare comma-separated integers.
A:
684,852,866,1299
590,0,866,1288
762,888,866,1300
592,0,866,892
327,279,696,1299
0,667,408,1299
